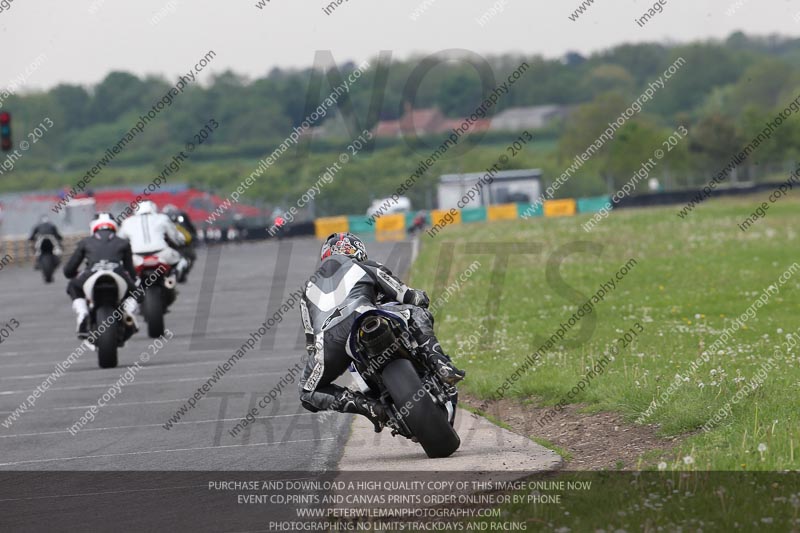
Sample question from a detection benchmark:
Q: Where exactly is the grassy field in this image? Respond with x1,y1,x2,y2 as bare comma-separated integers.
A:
410,193,800,471
468,471,800,531
0,135,568,217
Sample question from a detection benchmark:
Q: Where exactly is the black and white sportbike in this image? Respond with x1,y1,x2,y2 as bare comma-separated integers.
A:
83,261,135,368
34,235,61,283
347,305,460,458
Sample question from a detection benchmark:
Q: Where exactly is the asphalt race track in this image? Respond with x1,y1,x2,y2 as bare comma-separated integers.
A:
0,238,412,472
0,237,561,531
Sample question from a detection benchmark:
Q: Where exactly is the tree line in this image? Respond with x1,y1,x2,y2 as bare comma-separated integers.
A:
3,32,800,216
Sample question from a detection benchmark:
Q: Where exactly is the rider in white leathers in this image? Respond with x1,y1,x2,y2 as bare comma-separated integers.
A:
117,200,188,281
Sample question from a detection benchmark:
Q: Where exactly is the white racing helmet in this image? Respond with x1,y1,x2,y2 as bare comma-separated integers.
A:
90,212,118,234
137,200,158,215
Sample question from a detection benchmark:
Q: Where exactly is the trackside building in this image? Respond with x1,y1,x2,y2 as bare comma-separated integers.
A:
437,169,542,210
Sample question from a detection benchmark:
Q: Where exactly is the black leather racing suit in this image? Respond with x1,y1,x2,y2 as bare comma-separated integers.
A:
171,211,197,266
174,211,197,239
29,222,64,267
298,254,443,413
63,230,136,300
29,222,63,243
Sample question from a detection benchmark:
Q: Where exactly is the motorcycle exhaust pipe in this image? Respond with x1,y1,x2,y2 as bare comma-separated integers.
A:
360,316,396,354
164,275,177,289
361,316,384,336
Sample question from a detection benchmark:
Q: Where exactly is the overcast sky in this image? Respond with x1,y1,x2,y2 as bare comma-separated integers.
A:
2,0,798,91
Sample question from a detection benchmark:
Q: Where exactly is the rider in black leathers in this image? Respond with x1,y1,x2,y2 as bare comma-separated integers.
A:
298,232,465,431
63,213,137,339
29,216,63,243
163,204,197,282
29,216,63,268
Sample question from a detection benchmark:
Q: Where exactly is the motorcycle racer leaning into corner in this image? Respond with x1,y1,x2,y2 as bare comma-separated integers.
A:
298,232,466,432
63,213,138,339
117,200,189,282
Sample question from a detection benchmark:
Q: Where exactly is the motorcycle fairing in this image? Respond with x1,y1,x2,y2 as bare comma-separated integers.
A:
82,269,128,304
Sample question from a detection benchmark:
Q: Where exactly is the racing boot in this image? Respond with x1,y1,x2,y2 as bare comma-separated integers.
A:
175,257,189,284
72,298,90,340
407,306,465,385
335,390,388,433
419,338,465,386
122,297,140,342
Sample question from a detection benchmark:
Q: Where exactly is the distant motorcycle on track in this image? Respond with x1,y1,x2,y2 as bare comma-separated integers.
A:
34,235,62,283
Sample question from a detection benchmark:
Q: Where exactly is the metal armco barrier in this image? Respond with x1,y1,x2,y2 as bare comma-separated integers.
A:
0,235,84,267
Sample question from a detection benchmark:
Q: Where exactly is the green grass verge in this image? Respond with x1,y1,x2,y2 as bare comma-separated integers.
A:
466,471,800,531
410,194,800,471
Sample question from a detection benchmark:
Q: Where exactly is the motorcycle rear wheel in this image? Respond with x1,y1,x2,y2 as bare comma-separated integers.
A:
40,253,57,283
95,305,119,369
143,285,165,338
382,358,460,458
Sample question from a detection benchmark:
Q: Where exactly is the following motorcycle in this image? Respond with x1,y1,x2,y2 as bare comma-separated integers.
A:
169,213,196,283
134,254,176,338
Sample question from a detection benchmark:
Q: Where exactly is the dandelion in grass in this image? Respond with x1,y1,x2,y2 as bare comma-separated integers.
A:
683,455,694,465
758,442,768,461
658,461,667,471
